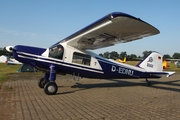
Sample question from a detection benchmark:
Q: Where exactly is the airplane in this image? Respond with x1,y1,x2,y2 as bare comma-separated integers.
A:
165,58,180,64
7,58,22,65
5,12,175,95
162,60,168,69
116,57,126,63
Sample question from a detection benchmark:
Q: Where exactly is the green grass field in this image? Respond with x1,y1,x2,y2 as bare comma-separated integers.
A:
0,61,179,88
0,63,21,88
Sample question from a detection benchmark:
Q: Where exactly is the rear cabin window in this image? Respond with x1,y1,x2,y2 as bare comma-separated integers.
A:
72,52,91,66
49,45,64,59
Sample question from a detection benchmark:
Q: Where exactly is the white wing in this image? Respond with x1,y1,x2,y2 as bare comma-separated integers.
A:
51,12,160,50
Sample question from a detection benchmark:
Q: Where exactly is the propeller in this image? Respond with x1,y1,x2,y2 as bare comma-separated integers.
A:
5,46,14,52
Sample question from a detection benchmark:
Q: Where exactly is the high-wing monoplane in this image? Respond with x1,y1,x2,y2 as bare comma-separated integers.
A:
5,12,175,95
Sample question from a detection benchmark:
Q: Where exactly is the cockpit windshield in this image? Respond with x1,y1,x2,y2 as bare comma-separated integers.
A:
49,45,64,59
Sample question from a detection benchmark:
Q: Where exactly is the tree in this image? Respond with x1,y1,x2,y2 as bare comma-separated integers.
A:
110,51,119,60
103,52,110,59
99,53,103,57
172,53,180,59
129,54,137,60
142,51,152,58
98,51,180,61
126,54,137,61
163,54,171,60
119,51,127,59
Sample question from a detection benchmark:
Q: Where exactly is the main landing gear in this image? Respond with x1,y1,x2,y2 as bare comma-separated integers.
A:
44,82,58,95
38,78,48,88
38,65,58,95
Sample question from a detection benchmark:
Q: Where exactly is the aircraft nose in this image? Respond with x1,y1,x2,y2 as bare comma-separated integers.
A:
5,46,14,52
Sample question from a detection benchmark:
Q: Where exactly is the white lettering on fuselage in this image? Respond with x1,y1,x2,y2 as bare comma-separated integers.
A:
111,65,134,76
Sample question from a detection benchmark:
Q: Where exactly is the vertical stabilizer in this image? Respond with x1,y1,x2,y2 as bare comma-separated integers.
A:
137,52,163,71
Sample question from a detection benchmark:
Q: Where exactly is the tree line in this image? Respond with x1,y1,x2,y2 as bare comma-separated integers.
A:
99,50,180,61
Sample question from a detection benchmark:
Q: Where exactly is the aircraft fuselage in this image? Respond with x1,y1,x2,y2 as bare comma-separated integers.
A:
12,44,160,80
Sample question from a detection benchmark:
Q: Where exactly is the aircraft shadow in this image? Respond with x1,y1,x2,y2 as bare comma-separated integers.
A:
57,79,180,95
148,79,180,92
57,80,138,95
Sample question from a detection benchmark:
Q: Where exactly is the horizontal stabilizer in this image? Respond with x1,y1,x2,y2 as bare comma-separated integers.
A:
163,71,175,77
145,71,175,78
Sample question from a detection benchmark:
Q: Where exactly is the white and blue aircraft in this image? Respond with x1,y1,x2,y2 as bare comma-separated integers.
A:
5,12,175,95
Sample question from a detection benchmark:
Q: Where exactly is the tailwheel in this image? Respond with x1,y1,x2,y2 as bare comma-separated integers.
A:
146,78,151,86
38,78,48,88
44,82,58,95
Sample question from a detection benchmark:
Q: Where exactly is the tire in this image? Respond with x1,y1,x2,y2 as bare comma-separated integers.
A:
38,78,48,88
44,82,58,95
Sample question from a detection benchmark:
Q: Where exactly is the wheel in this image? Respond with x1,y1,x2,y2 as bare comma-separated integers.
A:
145,78,151,86
44,82,58,95
147,81,151,86
38,78,48,88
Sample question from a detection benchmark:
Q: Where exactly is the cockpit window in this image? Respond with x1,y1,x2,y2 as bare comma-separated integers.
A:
49,45,64,59
72,52,91,66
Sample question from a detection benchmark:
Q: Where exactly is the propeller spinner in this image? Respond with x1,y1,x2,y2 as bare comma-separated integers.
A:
5,46,14,52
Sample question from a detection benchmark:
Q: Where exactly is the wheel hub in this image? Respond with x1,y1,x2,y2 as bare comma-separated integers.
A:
48,85,55,93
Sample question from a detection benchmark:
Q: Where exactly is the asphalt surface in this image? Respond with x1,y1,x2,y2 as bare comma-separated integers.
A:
0,73,180,120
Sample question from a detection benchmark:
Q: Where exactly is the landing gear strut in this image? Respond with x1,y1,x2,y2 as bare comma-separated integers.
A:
38,65,58,95
146,78,151,86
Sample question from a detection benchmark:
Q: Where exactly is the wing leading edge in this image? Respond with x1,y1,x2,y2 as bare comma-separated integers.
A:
51,12,160,50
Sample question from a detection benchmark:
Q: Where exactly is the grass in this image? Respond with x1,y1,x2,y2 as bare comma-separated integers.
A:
0,63,21,88
165,62,180,72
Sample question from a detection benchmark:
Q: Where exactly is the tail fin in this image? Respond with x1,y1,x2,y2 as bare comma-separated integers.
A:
136,52,163,71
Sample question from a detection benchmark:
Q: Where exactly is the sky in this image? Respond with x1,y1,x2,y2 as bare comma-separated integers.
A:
0,0,180,56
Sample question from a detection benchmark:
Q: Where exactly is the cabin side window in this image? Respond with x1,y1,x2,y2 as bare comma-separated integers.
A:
49,45,64,59
72,52,91,66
